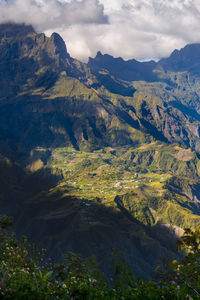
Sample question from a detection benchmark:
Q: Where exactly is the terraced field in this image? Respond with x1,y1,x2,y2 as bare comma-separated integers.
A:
45,142,200,229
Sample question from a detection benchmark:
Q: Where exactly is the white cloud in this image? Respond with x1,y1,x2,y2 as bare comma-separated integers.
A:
0,0,108,31
93,0,200,61
1,0,200,62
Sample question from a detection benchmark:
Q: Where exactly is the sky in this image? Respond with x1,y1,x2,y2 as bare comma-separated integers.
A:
1,0,200,62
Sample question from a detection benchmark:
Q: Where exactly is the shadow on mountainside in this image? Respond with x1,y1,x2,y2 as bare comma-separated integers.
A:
9,176,179,280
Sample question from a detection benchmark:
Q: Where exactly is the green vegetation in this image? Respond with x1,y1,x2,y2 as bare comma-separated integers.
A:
1,216,200,299
49,143,200,229
1,141,198,279
6,142,196,279
2,23,200,286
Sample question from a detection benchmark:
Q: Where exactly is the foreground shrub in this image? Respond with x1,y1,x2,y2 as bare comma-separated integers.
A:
0,215,200,299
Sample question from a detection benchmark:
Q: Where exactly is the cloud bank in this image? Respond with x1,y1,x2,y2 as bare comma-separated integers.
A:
1,0,200,62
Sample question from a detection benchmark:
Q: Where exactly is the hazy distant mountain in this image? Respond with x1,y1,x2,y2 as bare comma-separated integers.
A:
159,43,200,74
88,50,157,82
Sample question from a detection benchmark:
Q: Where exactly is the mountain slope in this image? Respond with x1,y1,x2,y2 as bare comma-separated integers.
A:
1,23,200,278
89,45,200,152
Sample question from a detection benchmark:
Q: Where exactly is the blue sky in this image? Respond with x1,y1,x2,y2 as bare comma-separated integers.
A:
1,0,200,62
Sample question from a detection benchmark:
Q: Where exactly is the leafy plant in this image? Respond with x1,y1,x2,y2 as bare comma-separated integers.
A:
1,215,200,299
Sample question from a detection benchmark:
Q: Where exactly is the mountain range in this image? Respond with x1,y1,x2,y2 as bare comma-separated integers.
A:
1,23,200,278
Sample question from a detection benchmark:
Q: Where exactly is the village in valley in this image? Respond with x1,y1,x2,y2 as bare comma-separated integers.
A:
49,144,173,206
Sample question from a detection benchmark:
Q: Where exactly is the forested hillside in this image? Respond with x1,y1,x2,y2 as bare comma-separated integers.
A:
1,23,200,279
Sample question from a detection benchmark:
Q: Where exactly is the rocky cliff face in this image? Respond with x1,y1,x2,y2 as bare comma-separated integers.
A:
1,23,200,154
2,23,200,279
159,43,200,73
88,51,157,82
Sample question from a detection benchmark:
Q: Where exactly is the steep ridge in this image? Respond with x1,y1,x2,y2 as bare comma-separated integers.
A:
0,23,153,156
88,46,200,152
88,51,157,82
159,43,200,74
1,23,200,278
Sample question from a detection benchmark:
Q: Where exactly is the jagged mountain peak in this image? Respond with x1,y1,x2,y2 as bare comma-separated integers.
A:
169,43,200,59
89,51,127,67
159,42,200,72
96,50,103,57
49,32,70,59
0,22,35,38
0,23,70,61
88,50,157,83
0,23,76,99
2,22,200,282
